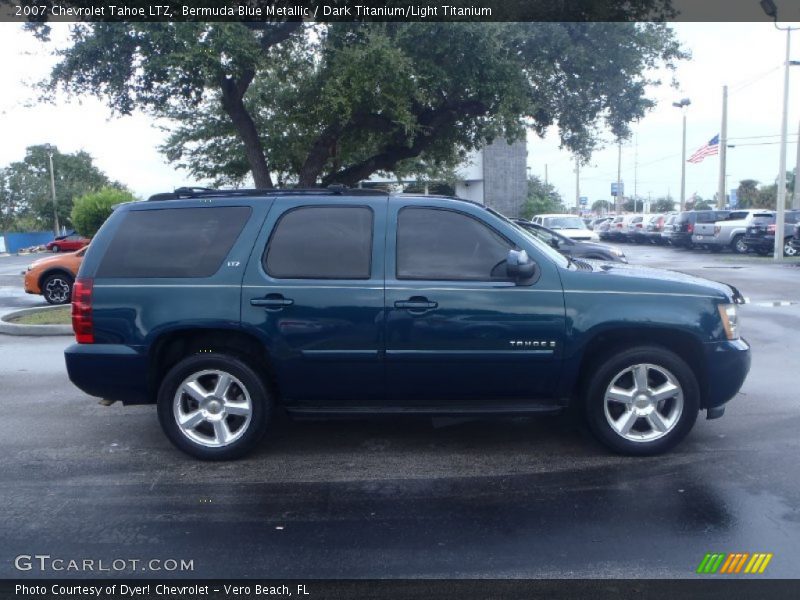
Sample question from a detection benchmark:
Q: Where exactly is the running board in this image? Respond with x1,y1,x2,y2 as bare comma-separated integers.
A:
286,405,563,418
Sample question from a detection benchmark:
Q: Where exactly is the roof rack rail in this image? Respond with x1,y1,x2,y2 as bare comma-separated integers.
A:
146,185,387,201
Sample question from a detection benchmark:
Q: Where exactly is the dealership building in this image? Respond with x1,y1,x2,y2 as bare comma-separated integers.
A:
363,138,528,218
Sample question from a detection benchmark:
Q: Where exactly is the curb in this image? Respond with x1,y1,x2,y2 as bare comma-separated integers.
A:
0,305,73,337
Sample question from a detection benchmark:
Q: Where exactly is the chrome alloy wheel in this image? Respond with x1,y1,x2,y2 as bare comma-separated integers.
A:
785,240,797,257
173,369,253,448
44,277,71,303
603,363,684,443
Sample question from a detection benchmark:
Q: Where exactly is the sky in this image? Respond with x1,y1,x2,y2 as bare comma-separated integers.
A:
0,21,799,205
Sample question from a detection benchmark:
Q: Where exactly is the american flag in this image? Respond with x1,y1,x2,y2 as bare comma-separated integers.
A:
687,135,720,164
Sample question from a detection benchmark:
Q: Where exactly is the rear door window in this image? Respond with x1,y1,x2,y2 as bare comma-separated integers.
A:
97,206,251,278
264,206,373,279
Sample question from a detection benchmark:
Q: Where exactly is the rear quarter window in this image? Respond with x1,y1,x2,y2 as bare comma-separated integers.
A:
96,206,251,278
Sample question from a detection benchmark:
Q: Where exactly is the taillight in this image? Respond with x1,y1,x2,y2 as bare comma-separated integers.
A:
71,277,94,344
636,223,643,228
687,223,694,233
767,224,776,233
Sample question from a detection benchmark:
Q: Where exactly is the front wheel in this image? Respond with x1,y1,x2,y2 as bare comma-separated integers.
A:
584,346,699,455
784,238,797,257
41,273,73,304
157,353,271,460
51,245,60,253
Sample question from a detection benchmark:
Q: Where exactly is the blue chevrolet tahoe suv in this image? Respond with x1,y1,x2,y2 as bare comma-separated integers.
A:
65,188,751,460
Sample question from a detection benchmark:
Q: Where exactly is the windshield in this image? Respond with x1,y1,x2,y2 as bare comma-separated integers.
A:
487,210,569,268
544,216,587,230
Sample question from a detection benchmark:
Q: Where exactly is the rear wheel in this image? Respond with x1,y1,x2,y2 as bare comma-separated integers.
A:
731,235,748,255
157,353,271,460
584,346,699,455
41,273,73,305
51,245,60,253
784,238,797,257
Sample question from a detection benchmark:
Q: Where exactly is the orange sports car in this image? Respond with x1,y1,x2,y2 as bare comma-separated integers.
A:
23,247,86,304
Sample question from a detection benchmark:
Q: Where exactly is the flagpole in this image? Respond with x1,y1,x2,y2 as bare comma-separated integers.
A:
717,85,728,209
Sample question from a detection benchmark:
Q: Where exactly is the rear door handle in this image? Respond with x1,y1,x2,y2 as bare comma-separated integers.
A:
394,297,438,311
251,294,294,310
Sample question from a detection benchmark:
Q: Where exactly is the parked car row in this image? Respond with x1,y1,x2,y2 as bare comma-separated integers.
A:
594,209,800,257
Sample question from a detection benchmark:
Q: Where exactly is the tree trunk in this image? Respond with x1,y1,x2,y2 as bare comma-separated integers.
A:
219,74,273,189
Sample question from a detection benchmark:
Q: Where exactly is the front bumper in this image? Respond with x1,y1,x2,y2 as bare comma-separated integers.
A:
23,270,40,295
703,338,751,409
65,343,151,404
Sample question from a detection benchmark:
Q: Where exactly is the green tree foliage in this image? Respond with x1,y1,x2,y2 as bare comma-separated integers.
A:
71,187,136,237
33,16,685,188
520,176,564,219
736,179,760,208
591,199,612,214
651,196,676,213
0,145,115,232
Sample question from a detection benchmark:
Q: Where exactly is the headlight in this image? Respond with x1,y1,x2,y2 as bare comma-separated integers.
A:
718,304,739,340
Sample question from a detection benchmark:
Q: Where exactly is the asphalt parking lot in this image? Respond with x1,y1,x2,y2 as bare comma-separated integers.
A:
1,246,799,579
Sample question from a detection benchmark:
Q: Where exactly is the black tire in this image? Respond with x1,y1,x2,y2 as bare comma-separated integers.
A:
51,245,60,253
584,345,700,456
41,272,73,305
157,352,272,460
731,235,748,255
784,238,797,257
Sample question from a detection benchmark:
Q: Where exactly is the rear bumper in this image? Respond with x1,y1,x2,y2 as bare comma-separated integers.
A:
65,343,151,404
744,236,773,252
703,338,751,409
691,234,723,246
669,232,693,246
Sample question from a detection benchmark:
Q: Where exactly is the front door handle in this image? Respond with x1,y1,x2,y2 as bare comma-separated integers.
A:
251,294,294,310
394,297,438,311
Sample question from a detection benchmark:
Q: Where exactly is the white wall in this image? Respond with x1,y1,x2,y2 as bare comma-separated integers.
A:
455,149,483,182
455,181,484,204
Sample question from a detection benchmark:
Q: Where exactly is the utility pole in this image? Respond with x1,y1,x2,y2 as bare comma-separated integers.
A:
47,146,59,236
634,133,638,207
672,98,691,212
574,158,580,211
793,120,800,209
774,27,791,261
544,163,549,187
717,85,728,209
616,141,622,213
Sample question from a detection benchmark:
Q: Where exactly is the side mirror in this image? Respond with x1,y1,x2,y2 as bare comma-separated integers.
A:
506,249,537,284
549,238,560,250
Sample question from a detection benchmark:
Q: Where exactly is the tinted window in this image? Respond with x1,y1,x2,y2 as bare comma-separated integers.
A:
97,207,251,278
696,211,725,223
265,206,372,279
397,208,512,280
728,211,750,220
786,212,800,224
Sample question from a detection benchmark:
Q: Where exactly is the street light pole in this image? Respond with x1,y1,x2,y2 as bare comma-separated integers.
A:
761,0,799,261
793,120,800,209
672,98,691,212
47,147,59,236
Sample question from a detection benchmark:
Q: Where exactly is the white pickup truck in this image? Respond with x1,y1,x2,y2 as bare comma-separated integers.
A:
692,209,774,254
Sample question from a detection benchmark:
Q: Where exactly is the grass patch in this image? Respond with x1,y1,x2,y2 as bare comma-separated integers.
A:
6,306,72,325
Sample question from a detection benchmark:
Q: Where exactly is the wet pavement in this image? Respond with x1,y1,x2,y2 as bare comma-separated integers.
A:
0,245,798,578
